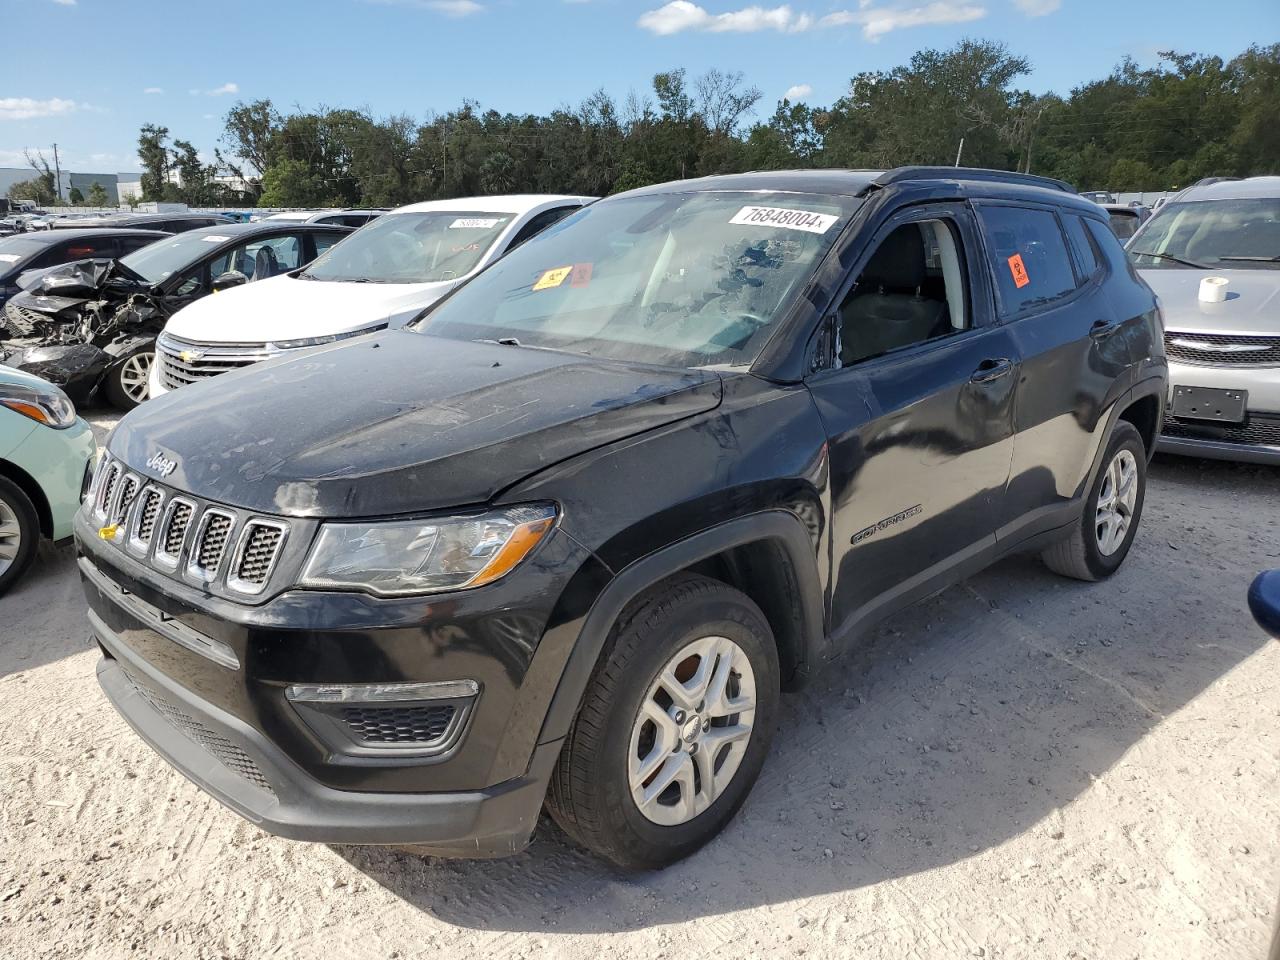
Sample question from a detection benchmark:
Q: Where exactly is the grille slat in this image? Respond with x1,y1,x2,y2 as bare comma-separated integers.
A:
163,502,193,557
193,512,234,575
113,475,139,524
1164,412,1280,448
236,524,283,586
157,333,272,392
1165,331,1280,367
136,490,162,545
97,462,120,517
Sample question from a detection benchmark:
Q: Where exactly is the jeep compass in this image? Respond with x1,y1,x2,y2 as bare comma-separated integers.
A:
77,167,1166,869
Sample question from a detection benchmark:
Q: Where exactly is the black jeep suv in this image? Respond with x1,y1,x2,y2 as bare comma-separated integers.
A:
77,168,1166,869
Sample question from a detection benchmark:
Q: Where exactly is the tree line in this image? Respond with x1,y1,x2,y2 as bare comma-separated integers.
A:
7,39,1278,208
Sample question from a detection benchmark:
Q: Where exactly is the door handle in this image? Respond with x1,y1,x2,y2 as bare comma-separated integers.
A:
970,358,1014,383
1090,319,1120,339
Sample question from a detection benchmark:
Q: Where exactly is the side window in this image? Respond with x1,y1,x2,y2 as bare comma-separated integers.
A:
172,267,205,297
976,205,1076,315
311,232,346,258
1062,214,1102,283
61,238,116,260
118,236,157,256
837,218,970,367
1085,217,1134,276
504,206,578,253
216,235,303,281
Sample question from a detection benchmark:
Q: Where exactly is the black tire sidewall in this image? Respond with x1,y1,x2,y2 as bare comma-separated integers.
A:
0,476,39,596
1081,423,1146,579
597,588,779,867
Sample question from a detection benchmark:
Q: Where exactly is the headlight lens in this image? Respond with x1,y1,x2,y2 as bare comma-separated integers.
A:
299,503,557,597
0,379,77,429
269,323,388,351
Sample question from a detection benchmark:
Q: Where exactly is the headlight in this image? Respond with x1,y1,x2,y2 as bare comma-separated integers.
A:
299,503,557,597
0,379,77,429
269,323,388,351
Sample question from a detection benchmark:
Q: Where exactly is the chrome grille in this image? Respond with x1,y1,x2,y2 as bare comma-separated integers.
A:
157,332,273,391
232,523,285,591
136,490,163,545
2,302,49,336
1165,331,1280,366
87,454,292,599
163,502,193,556
190,510,235,578
1164,412,1280,448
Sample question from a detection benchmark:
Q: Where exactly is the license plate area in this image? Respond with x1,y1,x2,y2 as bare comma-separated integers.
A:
1171,386,1247,423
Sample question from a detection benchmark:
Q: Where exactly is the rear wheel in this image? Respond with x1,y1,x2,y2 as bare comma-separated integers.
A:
1042,421,1146,581
104,349,153,410
546,574,779,869
0,476,39,597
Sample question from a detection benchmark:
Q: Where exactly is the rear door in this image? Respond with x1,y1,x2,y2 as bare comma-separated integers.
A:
975,203,1134,543
807,201,1018,638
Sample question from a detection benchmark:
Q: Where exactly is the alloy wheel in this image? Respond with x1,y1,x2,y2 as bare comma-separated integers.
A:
628,634,757,826
1095,448,1139,556
119,352,153,404
0,496,22,576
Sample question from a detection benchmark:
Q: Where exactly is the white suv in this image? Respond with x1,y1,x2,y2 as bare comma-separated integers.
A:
150,195,592,397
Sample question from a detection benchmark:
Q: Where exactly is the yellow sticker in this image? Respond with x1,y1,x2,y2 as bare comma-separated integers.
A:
533,266,572,291
98,524,120,541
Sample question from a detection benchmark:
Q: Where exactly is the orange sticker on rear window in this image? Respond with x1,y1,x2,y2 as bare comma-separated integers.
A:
1007,253,1030,289
533,266,572,291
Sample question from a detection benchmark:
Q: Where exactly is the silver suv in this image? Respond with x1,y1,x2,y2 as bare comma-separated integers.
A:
1130,176,1280,464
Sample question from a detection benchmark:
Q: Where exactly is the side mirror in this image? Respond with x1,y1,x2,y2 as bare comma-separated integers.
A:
212,270,248,292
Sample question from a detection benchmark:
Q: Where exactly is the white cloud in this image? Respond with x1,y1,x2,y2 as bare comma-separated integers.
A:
638,2,814,35
1012,0,1059,13
207,82,239,96
50,0,76,6
783,83,812,100
639,2,986,39
0,97,79,120
143,87,164,95
366,0,484,15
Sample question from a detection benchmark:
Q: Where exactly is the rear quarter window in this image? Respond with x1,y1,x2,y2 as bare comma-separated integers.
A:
976,205,1077,316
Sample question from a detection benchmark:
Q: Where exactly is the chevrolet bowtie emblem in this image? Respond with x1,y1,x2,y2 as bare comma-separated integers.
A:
98,524,120,541
179,350,203,362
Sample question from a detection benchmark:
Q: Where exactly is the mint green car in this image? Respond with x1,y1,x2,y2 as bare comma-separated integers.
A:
0,367,97,595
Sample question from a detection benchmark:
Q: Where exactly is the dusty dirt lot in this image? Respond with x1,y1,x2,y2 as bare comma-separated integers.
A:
1,410,1277,960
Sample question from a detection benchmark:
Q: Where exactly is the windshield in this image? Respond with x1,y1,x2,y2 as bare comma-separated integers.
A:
1107,210,1140,240
121,229,233,283
1129,198,1280,269
414,191,858,368
301,211,513,283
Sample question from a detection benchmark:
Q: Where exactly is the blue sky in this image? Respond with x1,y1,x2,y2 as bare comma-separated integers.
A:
2,0,1277,174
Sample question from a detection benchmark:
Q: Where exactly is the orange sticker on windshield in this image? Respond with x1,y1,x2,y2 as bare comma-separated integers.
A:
569,263,593,288
533,266,572,291
1007,253,1030,289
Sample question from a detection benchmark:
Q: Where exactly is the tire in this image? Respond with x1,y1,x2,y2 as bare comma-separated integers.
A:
1041,421,1147,581
546,573,780,869
104,349,154,410
0,476,40,597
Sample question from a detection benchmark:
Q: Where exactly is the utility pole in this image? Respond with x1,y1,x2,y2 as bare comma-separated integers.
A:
52,142,63,202
954,138,964,168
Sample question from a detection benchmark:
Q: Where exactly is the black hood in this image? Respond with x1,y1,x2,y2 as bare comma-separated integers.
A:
15,257,148,300
110,331,724,518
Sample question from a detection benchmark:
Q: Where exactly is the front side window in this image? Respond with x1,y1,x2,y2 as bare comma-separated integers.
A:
121,229,238,284
977,205,1076,315
1128,198,1280,270
211,235,302,281
301,211,514,284
837,218,969,366
415,191,860,368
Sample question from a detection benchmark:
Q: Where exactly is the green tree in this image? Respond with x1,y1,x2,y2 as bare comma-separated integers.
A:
68,186,85,204
86,182,110,207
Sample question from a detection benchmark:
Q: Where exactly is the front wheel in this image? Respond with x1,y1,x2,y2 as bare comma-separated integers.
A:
104,349,153,410
1041,420,1147,581
0,476,39,597
546,574,779,869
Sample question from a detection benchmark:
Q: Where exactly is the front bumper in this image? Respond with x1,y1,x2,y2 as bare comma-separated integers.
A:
95,621,560,852
1157,358,1280,464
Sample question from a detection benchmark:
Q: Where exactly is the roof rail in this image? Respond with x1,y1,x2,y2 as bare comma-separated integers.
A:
873,166,1076,194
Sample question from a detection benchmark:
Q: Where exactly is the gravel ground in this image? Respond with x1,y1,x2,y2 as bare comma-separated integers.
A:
1,409,1277,960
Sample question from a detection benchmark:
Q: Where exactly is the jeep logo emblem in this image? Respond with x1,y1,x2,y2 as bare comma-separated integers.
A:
145,451,178,478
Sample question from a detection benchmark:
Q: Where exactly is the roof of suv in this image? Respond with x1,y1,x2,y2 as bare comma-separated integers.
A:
1172,176,1280,201
615,166,1094,212
389,195,594,216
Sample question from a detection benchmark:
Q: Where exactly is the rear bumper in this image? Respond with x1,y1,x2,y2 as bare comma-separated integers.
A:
94,614,561,854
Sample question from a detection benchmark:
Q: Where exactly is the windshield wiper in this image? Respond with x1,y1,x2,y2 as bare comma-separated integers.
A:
1216,255,1280,263
1133,251,1211,269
